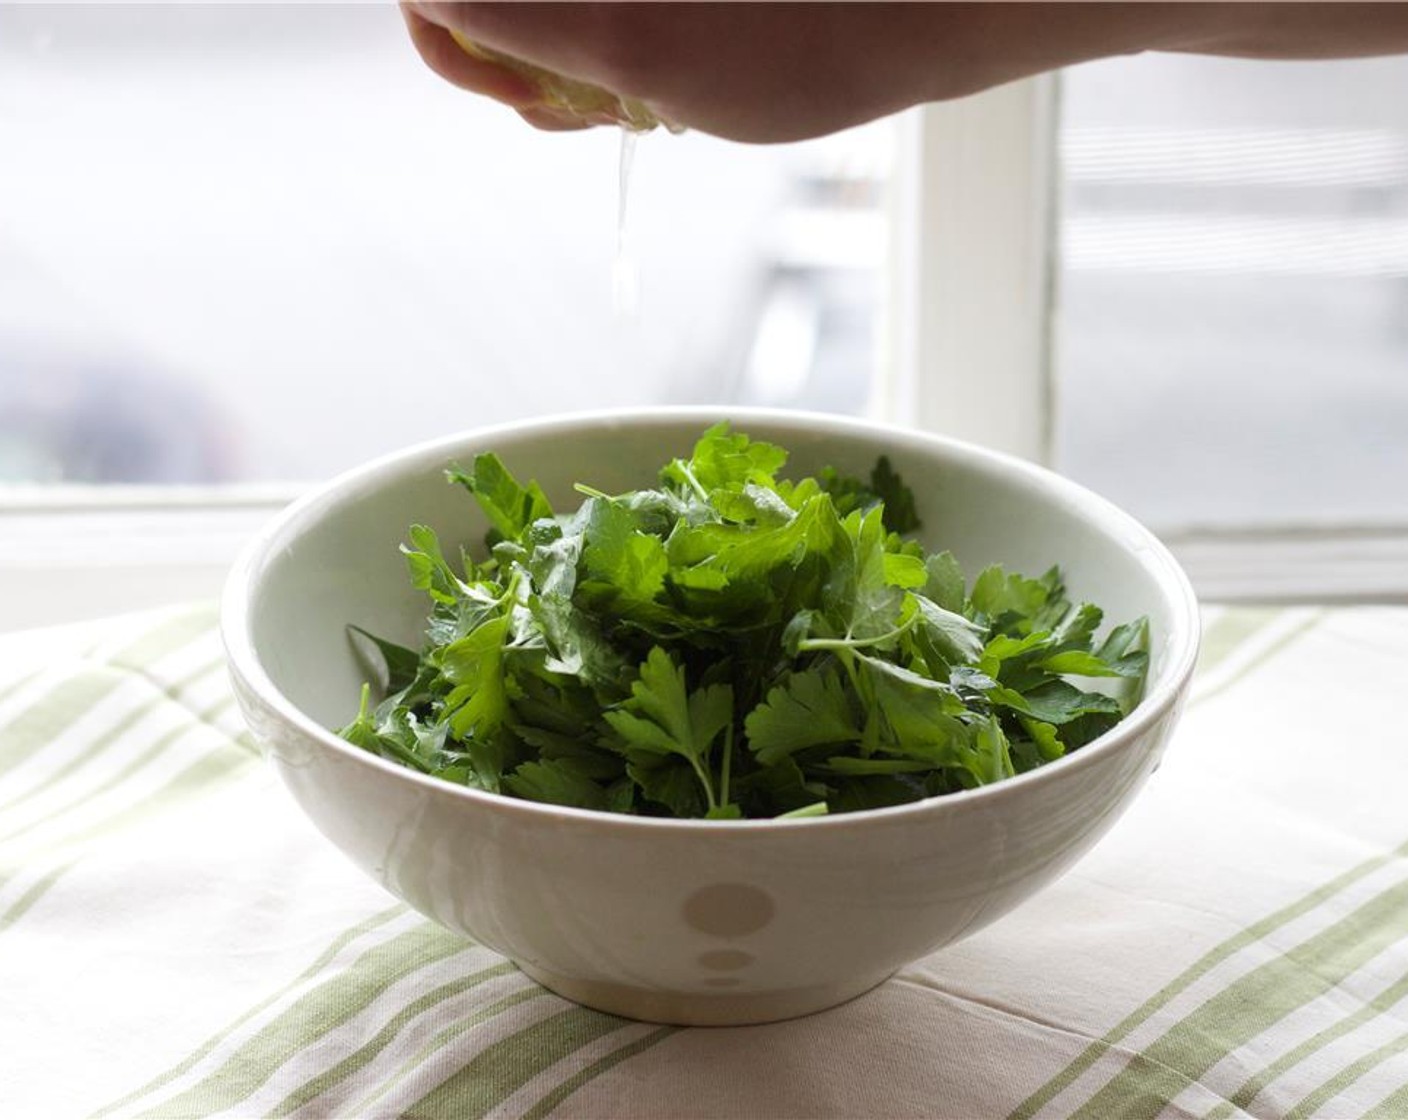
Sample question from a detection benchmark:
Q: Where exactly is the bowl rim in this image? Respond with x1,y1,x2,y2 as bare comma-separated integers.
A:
221,405,1200,835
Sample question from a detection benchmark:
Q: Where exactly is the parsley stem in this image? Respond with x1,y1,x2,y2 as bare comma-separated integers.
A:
797,618,915,653
673,460,710,503
834,648,864,698
719,721,734,812
778,801,829,819
379,735,435,774
487,566,522,609
690,756,718,813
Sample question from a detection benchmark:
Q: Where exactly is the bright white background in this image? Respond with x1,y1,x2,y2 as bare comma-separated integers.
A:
0,4,889,485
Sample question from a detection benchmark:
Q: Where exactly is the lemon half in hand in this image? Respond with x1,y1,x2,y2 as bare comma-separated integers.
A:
451,31,673,132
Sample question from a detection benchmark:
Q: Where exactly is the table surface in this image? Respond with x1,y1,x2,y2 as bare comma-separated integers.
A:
2,603,1406,1120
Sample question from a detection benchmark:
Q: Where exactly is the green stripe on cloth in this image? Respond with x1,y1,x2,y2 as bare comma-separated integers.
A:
0,668,43,707
1287,1029,1408,1120
402,1006,631,1120
266,960,519,1117
1068,875,1408,1120
0,744,259,935
346,987,552,1117
0,653,226,821
1193,608,1284,677
1008,837,1408,1120
1202,968,1408,1119
1363,1061,1408,1120
91,903,409,1119
1189,610,1325,709
104,605,220,672
135,921,473,1118
520,1026,678,1120
0,607,219,778
0,686,233,845
0,673,129,776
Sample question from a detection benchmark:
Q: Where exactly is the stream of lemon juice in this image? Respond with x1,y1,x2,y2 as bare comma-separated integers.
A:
612,129,640,318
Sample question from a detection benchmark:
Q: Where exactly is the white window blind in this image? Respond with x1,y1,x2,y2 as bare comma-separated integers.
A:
1054,53,1408,536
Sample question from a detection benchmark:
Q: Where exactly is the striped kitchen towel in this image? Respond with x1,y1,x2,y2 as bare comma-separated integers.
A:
1,603,1406,1119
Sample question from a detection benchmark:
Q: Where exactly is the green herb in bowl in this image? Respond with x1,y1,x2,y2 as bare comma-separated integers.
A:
340,424,1148,820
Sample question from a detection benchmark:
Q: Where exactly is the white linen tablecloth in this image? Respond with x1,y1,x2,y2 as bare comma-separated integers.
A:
2,603,1406,1119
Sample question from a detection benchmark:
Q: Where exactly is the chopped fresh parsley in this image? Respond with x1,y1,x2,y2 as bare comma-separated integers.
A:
339,424,1149,819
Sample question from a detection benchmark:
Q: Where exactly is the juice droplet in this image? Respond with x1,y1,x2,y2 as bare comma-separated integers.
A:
613,128,639,318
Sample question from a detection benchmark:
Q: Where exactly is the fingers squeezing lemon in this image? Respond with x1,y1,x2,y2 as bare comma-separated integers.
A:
450,31,673,132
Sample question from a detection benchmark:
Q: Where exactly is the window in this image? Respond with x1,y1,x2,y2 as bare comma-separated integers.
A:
0,4,893,488
1052,52,1408,600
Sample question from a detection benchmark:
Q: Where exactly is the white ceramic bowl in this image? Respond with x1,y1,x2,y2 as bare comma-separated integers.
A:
223,408,1198,1026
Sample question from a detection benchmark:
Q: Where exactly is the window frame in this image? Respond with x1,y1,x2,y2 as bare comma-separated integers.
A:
883,76,1408,607
883,76,1058,465
0,487,292,631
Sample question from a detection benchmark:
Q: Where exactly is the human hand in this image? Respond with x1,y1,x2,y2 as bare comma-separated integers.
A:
399,2,1160,142
402,3,1408,143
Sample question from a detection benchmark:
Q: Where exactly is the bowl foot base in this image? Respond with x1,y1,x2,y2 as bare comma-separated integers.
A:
514,961,894,1027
